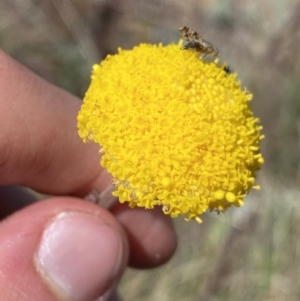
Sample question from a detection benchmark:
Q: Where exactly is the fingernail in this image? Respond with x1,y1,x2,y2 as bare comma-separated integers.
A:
35,211,123,301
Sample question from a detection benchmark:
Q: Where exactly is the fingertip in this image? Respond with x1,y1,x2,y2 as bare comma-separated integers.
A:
112,204,177,268
0,197,128,301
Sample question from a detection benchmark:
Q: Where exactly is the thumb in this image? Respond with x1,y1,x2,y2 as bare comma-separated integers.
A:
0,195,128,301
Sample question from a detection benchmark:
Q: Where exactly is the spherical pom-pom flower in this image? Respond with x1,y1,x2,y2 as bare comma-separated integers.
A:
77,42,264,222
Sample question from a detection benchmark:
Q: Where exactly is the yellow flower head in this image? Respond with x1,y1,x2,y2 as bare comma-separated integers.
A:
77,42,264,222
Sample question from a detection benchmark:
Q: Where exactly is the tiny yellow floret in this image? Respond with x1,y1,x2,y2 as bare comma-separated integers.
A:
77,42,263,222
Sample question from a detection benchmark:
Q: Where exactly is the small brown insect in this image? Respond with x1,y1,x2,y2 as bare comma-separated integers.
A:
224,65,232,74
179,26,219,57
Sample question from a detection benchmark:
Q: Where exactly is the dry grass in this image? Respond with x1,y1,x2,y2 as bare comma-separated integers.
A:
1,0,300,300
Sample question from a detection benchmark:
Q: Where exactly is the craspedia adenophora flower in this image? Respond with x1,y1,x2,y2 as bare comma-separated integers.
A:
77,42,264,222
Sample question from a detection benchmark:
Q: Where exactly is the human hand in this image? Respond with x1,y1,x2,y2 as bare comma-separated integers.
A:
0,50,177,301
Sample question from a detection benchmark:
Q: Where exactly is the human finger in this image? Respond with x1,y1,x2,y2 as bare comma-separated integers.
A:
112,204,177,268
0,50,108,195
0,196,128,301
0,186,177,271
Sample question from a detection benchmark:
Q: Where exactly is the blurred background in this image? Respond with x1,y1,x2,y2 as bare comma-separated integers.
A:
1,0,300,300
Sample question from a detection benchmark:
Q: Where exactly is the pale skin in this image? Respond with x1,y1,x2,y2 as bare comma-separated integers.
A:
0,50,177,301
